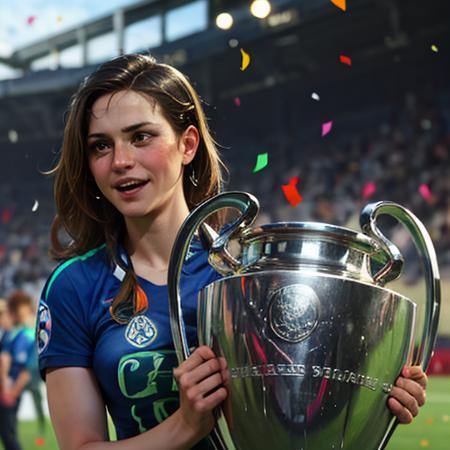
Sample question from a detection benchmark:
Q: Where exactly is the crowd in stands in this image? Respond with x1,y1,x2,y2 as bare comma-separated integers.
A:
230,90,450,280
0,90,450,304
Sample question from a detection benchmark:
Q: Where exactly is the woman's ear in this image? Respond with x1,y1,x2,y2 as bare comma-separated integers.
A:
180,125,200,165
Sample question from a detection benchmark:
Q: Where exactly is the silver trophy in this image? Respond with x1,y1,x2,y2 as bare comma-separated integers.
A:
168,192,440,450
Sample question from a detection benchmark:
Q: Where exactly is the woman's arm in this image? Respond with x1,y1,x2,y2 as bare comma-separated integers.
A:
46,346,227,450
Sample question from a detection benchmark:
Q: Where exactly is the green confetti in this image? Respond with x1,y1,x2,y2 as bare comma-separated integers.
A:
431,44,439,53
253,152,268,173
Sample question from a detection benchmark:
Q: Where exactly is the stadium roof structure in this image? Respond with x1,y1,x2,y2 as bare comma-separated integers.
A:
0,0,200,70
0,0,449,141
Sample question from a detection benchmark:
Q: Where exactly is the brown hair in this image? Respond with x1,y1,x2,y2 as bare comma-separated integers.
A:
7,290,33,316
50,53,227,322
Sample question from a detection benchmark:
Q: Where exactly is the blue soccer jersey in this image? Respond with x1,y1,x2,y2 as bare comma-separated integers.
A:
37,238,222,441
2,326,35,383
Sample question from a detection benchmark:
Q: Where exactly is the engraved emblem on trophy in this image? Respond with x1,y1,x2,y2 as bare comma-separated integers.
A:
168,192,441,450
269,284,320,343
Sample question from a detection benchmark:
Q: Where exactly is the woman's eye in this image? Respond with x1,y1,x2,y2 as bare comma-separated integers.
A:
89,141,110,153
133,132,152,144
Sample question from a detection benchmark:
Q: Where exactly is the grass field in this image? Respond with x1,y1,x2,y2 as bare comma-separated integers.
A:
16,376,450,450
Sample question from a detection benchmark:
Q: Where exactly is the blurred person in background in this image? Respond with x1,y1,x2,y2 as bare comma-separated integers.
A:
0,297,12,352
0,290,36,450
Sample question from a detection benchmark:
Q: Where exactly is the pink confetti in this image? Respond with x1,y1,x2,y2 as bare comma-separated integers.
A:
322,121,333,137
419,184,433,203
27,15,36,26
234,97,241,107
362,182,376,199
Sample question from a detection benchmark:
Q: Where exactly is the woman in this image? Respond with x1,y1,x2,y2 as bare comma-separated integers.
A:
37,54,427,450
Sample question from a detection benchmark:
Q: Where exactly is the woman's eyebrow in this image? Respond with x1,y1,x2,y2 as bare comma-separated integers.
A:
88,121,156,139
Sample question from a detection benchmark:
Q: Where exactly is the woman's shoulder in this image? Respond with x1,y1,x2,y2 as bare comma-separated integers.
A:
42,244,111,302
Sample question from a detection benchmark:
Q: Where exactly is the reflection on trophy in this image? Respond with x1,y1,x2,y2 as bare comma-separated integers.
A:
168,192,441,450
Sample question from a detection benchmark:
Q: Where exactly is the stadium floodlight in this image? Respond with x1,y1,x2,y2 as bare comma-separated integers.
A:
250,0,271,19
216,12,234,30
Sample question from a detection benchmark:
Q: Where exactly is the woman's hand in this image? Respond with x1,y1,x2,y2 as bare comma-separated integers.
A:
173,346,228,441
388,365,427,424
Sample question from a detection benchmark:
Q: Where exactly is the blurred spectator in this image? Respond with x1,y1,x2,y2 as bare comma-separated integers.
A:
0,290,36,450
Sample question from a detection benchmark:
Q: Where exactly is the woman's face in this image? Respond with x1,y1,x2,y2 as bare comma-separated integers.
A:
87,90,198,219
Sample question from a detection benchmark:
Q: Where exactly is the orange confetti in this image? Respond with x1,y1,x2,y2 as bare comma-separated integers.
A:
35,437,45,446
420,439,429,447
330,0,347,11
425,417,433,424
282,176,303,207
339,55,352,66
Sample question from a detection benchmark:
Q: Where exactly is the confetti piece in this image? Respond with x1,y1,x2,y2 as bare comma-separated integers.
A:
311,92,320,101
442,415,449,422
420,439,429,447
339,55,352,66
362,181,376,199
56,15,63,23
282,176,303,207
431,44,438,53
234,97,241,107
8,130,18,143
425,417,433,425
253,153,268,173
240,48,251,71
322,121,333,137
1,208,12,224
228,38,239,48
27,15,36,26
419,184,433,203
330,0,347,11
32,200,39,212
35,437,45,446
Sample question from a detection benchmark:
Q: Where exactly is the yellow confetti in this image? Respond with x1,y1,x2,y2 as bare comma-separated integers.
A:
431,44,438,53
443,415,449,422
420,439,429,447
240,48,250,71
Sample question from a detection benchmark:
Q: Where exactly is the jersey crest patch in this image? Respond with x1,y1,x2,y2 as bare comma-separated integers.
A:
37,300,52,355
125,315,157,348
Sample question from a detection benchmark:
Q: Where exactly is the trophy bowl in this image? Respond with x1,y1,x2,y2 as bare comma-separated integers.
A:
169,192,440,450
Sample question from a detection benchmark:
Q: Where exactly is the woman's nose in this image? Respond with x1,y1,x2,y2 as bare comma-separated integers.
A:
112,141,135,170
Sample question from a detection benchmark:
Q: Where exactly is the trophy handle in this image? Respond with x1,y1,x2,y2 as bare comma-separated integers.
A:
360,201,441,369
168,191,259,362
168,191,258,450
361,202,441,450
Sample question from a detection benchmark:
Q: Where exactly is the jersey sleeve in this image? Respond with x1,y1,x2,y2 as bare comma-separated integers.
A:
37,267,94,379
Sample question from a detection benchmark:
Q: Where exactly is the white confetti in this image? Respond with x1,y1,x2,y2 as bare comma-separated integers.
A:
32,200,39,212
311,92,320,101
228,38,239,48
8,129,18,143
